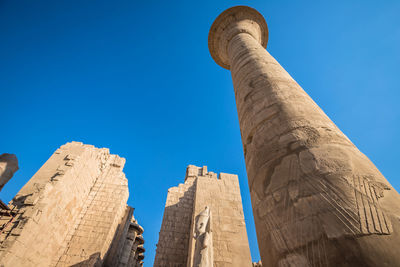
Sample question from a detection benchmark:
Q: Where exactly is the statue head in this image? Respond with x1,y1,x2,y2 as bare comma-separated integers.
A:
195,206,211,236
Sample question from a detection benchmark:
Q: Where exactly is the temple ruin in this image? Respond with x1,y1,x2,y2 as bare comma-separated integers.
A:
0,142,144,267
154,165,252,267
1,5,399,267
208,5,400,266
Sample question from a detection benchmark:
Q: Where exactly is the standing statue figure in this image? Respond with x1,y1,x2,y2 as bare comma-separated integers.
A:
193,206,213,267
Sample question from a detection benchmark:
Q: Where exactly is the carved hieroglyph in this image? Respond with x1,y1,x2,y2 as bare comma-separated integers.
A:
209,6,400,266
193,206,213,267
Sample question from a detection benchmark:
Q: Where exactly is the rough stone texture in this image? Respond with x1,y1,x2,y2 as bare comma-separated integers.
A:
0,153,19,192
154,173,196,266
209,6,400,267
0,142,144,267
154,165,252,267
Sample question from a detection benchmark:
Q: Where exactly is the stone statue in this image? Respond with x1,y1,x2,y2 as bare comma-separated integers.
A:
193,206,213,267
0,153,18,192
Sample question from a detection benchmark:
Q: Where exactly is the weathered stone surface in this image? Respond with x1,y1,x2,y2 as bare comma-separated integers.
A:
106,211,145,267
0,142,144,267
0,153,18,191
154,171,196,266
154,165,252,267
193,206,213,267
209,6,400,266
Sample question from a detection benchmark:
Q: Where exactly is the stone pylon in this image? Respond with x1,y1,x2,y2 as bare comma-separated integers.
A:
0,142,145,267
209,6,400,266
154,165,252,266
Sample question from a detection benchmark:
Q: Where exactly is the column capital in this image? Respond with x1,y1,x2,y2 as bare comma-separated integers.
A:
208,6,268,69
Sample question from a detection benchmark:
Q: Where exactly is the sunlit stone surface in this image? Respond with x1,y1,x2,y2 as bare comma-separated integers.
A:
209,6,400,266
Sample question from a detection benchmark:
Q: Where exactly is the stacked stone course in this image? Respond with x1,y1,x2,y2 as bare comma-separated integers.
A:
154,165,252,267
154,177,196,266
0,142,145,267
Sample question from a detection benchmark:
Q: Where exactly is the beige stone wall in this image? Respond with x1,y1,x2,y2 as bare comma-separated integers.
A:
155,165,252,267
0,142,136,267
55,154,129,266
154,177,196,266
187,171,252,267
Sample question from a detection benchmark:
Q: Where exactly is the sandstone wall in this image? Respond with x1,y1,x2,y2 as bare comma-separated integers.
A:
154,165,252,267
0,142,136,267
187,171,252,267
55,152,129,266
154,177,196,266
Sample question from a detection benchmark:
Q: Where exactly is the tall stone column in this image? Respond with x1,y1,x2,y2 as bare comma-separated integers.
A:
209,6,400,266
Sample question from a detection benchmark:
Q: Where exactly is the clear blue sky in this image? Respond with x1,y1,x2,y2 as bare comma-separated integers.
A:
1,1,399,266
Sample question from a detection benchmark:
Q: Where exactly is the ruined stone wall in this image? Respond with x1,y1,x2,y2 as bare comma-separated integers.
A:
187,170,252,267
55,153,129,266
154,177,196,266
155,165,252,267
0,142,141,267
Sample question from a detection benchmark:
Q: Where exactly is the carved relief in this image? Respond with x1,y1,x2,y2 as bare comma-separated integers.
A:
353,175,392,235
209,5,400,267
255,151,393,266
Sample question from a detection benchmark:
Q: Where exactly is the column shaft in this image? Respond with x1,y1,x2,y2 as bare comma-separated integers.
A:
227,32,400,266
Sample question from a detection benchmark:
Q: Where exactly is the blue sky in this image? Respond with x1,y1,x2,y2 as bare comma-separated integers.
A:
1,0,400,266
